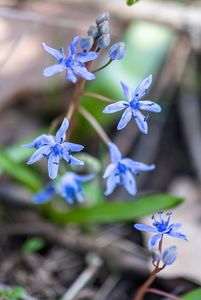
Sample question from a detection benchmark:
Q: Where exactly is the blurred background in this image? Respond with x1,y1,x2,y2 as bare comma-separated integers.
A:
0,0,201,299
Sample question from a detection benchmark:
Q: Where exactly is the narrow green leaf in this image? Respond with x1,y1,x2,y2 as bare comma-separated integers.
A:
127,0,139,6
22,238,45,254
183,288,201,300
0,148,42,192
43,194,183,224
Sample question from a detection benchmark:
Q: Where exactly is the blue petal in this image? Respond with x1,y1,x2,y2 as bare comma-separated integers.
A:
77,51,99,63
56,118,69,144
42,43,63,61
48,153,60,179
68,155,84,166
121,158,155,173
168,231,187,241
73,65,95,80
139,100,161,113
104,174,120,196
117,107,132,130
168,223,181,232
103,101,127,114
27,145,50,165
120,81,132,101
74,173,95,182
103,163,116,178
75,191,85,203
43,64,65,77
108,142,122,163
134,74,152,99
33,184,55,204
62,142,84,152
66,69,77,83
133,110,148,134
68,36,79,57
23,135,54,149
162,246,177,265
121,170,136,195
134,224,158,233
148,233,162,249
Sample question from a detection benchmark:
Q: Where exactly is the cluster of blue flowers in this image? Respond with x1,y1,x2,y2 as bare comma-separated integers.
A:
25,12,162,204
134,211,187,266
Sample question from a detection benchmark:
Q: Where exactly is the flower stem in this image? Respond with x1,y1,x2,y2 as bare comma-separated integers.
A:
146,288,182,300
93,58,113,73
83,92,115,103
78,106,110,145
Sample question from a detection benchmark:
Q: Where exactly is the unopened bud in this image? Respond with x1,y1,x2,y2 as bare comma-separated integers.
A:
80,36,94,50
96,12,109,25
151,251,160,265
98,34,110,49
98,21,109,35
87,25,98,38
162,246,177,265
109,42,126,60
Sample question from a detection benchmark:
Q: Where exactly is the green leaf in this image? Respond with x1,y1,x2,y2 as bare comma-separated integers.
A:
0,148,42,192
127,0,139,6
10,287,26,300
183,288,201,300
22,237,45,254
43,194,183,224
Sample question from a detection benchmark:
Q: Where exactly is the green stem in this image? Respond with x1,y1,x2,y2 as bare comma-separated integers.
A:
93,58,113,73
83,92,115,103
78,106,110,145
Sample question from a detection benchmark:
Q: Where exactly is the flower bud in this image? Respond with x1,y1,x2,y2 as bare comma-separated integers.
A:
109,42,126,60
151,251,160,265
96,12,109,25
162,246,177,265
98,34,110,49
80,36,94,50
98,21,109,35
87,25,98,38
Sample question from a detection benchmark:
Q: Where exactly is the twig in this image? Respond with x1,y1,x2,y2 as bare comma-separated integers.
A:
94,274,120,300
83,92,115,103
61,254,103,300
147,288,182,300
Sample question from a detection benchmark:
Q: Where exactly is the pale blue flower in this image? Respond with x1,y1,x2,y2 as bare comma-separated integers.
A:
134,211,187,249
33,172,94,205
103,75,161,134
103,142,155,196
42,36,99,83
25,118,84,179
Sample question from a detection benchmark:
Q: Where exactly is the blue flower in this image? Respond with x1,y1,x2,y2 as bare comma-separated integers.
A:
33,172,94,205
109,42,126,60
103,142,155,196
134,211,187,249
103,75,161,134
42,36,99,83
25,118,84,179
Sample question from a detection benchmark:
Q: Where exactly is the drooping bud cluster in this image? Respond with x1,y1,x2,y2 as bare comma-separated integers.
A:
80,12,110,51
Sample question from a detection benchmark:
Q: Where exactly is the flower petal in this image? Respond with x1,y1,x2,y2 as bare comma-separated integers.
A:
62,142,84,152
27,145,50,165
120,80,132,101
77,51,99,63
42,43,63,61
68,155,84,166
121,170,137,195
168,231,187,241
48,153,60,179
56,118,69,144
168,223,181,232
74,173,95,182
134,74,152,99
134,224,158,233
23,135,54,149
148,233,162,249
121,158,155,173
68,36,80,57
117,107,132,130
104,174,120,196
103,163,116,178
108,142,122,163
33,184,55,204
103,101,127,114
43,64,65,77
133,110,148,134
73,65,95,80
139,100,161,113
66,69,77,83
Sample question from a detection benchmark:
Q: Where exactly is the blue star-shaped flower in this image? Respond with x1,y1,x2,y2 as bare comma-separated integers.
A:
33,172,94,205
134,211,187,249
103,75,161,134
42,36,99,83
103,142,155,196
25,118,84,179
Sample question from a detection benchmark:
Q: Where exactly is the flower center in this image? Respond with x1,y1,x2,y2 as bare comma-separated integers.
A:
130,100,140,110
154,221,168,232
52,144,63,156
66,57,75,68
118,163,127,174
